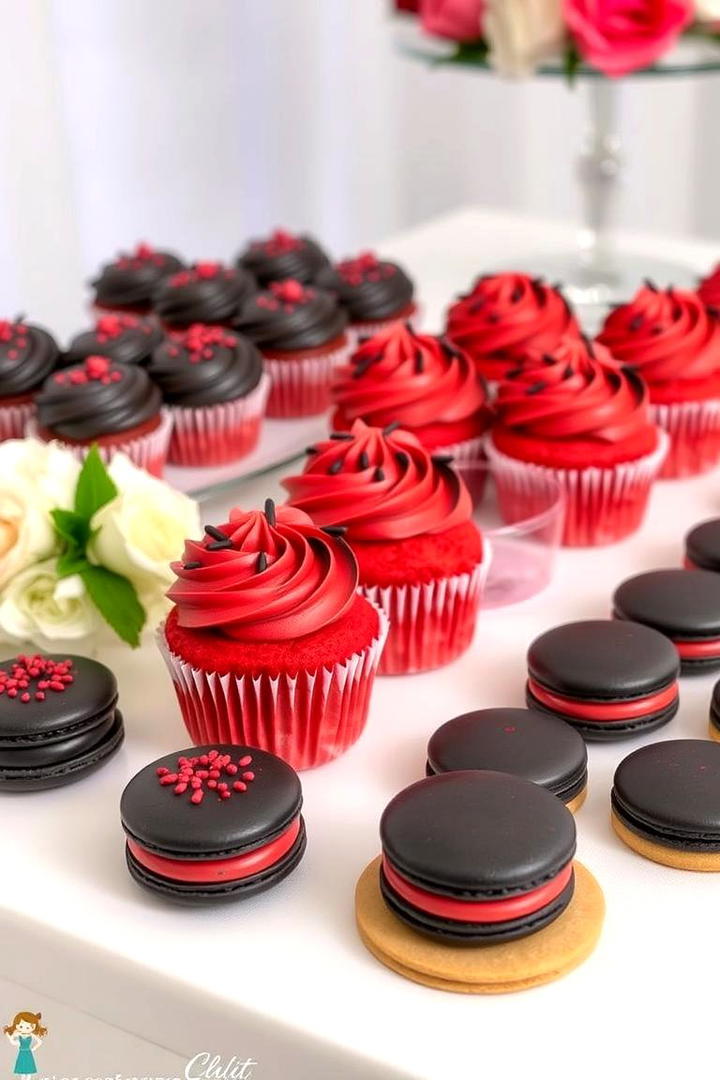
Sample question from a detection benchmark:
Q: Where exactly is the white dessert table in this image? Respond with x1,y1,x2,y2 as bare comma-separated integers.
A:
2,207,719,1080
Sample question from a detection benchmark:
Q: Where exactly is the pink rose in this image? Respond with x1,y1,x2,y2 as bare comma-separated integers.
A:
420,0,484,41
564,0,693,76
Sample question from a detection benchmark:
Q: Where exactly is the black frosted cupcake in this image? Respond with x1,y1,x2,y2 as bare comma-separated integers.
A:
91,243,184,315
147,324,269,466
63,314,163,368
235,279,349,417
33,355,171,476
0,318,60,440
237,229,330,286
317,252,417,338
153,262,255,330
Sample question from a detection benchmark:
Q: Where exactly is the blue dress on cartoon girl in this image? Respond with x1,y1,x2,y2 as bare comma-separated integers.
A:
14,1036,36,1075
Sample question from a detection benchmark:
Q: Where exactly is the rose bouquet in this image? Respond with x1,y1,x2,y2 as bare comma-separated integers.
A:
402,1,720,78
0,440,200,651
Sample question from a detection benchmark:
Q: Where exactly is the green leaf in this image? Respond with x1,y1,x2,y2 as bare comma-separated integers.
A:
74,446,118,521
57,552,90,579
80,564,146,648
441,39,489,68
563,43,581,86
51,508,90,554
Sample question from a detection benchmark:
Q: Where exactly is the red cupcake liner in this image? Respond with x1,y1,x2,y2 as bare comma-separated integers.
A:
652,400,720,479
26,409,173,478
157,603,389,771
167,374,270,466
362,557,489,676
349,302,422,344
263,338,352,418
0,400,35,442
485,432,668,548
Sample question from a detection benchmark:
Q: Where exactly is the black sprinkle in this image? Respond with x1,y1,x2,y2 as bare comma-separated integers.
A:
510,285,523,303
643,278,658,292
330,432,353,440
207,538,233,551
487,312,501,324
264,498,276,526
629,314,644,331
356,335,371,346
582,334,595,359
204,524,226,541
395,451,409,467
651,325,664,335
374,467,385,482
551,281,563,292
431,454,454,466
328,459,343,475
468,299,486,314
526,381,546,395
708,306,720,319
440,337,461,358
543,353,556,365
352,358,375,379
256,551,268,573
359,451,370,470
183,561,202,570
505,367,523,380
383,421,401,435
305,445,318,455
404,320,415,333
322,525,348,537
564,365,574,379
414,348,424,374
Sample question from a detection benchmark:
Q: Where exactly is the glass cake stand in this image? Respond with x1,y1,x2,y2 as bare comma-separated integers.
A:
397,28,720,311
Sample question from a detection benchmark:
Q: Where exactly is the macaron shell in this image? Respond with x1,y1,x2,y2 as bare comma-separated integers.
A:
356,857,605,994
0,655,118,742
0,711,124,791
611,812,720,871
685,518,720,573
613,569,720,641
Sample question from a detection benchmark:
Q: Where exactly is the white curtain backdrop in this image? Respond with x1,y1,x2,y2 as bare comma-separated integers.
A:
0,0,718,337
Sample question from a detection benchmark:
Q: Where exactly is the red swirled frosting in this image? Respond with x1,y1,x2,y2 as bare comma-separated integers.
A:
445,274,580,381
331,323,490,449
598,285,720,403
492,336,659,468
699,266,720,311
282,420,472,541
167,503,358,640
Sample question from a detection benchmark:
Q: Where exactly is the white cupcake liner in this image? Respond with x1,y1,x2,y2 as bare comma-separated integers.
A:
485,432,668,548
26,409,173,478
652,399,720,479
157,602,389,771
361,553,489,676
349,302,423,344
263,337,352,418
167,373,270,466
0,400,35,442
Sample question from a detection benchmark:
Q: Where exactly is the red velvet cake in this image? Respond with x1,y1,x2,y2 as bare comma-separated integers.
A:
485,336,666,547
598,283,720,478
282,420,487,674
445,273,579,382
331,323,491,466
161,501,387,770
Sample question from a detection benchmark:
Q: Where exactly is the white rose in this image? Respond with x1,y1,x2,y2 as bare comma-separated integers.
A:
484,0,565,77
695,1,720,20
0,440,80,588
0,559,97,646
88,453,201,628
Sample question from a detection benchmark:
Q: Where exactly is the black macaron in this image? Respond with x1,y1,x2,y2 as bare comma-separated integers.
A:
613,569,720,673
0,653,123,791
426,708,588,808
710,681,720,741
526,619,680,741
685,518,720,573
121,745,306,905
611,739,720,869
379,771,576,945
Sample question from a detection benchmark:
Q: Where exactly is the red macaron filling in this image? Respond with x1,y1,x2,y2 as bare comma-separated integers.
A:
528,677,678,723
127,815,301,884
673,637,720,659
382,857,573,924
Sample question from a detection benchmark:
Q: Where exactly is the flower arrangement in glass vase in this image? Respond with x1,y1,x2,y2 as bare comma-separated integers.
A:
0,440,200,652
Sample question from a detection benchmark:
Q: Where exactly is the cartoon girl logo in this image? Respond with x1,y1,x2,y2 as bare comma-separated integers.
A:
4,1013,46,1077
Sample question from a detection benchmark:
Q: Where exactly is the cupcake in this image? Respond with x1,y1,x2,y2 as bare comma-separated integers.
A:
160,501,387,770
598,283,720,478
0,318,59,440
237,228,330,286
91,242,184,315
32,355,171,476
282,420,487,674
699,264,720,310
445,273,579,383
147,324,269,466
235,279,349,418
63,314,163,368
330,323,491,467
316,252,417,339
485,336,666,547
153,262,255,330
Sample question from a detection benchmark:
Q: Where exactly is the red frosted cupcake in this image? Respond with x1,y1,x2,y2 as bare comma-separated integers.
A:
235,280,350,418
316,252,418,340
330,323,491,467
485,337,666,547
598,284,720,478
283,421,488,674
0,318,60,440
153,262,255,331
91,242,184,316
161,501,387,770
445,273,580,383
32,355,172,476
699,264,720,310
147,325,269,466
